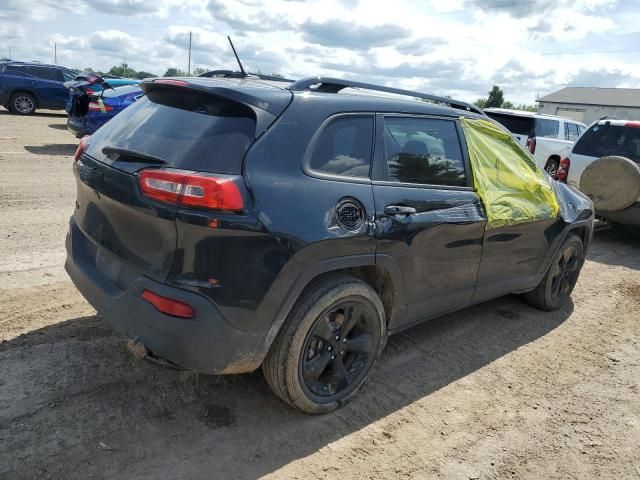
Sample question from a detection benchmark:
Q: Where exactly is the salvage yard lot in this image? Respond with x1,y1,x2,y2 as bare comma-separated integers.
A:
1,111,639,480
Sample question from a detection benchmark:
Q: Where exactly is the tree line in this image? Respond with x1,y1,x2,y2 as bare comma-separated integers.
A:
474,85,537,111
81,65,285,79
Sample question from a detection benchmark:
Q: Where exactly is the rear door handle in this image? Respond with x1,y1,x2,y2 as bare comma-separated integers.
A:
384,205,416,215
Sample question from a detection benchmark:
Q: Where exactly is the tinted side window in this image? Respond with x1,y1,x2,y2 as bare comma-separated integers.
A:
308,115,373,178
534,118,559,138
565,123,579,141
485,113,532,135
383,117,465,186
31,67,62,81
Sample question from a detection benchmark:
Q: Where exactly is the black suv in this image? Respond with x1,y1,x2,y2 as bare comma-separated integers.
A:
65,76,594,413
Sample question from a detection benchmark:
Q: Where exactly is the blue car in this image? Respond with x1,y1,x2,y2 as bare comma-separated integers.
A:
0,61,79,114
67,83,143,137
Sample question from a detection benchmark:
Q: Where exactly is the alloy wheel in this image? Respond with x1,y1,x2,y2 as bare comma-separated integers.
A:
300,299,379,398
550,244,581,300
14,96,34,114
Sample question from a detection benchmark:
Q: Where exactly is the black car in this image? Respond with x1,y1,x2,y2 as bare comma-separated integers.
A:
65,76,594,414
0,61,79,114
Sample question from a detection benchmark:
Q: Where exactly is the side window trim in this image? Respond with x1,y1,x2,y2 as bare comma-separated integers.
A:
302,112,375,184
371,113,474,190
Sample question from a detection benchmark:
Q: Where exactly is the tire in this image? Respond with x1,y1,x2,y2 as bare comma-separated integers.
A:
262,275,387,414
10,93,37,115
523,234,584,311
544,157,559,177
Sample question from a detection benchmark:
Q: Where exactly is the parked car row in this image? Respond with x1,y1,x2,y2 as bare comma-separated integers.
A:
485,107,639,228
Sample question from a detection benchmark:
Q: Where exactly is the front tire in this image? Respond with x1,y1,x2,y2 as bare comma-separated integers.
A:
263,275,386,414
524,234,584,311
10,93,37,115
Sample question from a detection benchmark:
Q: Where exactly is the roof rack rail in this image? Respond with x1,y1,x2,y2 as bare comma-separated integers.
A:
288,76,483,115
199,69,293,82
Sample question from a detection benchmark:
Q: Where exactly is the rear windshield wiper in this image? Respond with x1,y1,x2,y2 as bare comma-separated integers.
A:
102,146,166,164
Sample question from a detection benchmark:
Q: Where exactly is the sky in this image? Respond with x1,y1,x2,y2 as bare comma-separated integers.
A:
1,0,640,104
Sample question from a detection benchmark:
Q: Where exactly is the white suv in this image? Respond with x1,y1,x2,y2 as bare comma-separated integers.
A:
484,108,587,176
558,118,640,228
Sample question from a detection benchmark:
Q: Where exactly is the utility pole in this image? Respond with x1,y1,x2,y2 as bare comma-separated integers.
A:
54,43,57,64
187,31,192,76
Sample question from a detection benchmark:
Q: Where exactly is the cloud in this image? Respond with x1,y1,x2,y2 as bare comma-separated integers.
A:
395,37,447,56
84,0,160,15
300,19,411,49
567,68,640,88
467,0,561,18
207,0,293,32
89,30,136,53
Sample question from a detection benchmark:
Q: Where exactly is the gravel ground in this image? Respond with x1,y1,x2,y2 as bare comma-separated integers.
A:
0,110,639,480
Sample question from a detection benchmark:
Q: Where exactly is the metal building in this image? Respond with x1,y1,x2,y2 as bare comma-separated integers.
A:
536,87,640,125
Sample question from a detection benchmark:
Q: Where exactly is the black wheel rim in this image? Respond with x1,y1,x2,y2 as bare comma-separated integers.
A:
545,162,558,177
300,298,379,400
550,244,581,300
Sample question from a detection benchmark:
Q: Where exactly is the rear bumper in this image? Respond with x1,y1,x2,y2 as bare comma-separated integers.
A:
64,218,266,374
67,117,87,138
599,203,640,228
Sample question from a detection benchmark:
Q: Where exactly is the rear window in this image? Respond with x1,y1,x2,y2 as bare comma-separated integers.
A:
533,118,559,138
573,124,640,163
86,87,256,174
485,113,533,136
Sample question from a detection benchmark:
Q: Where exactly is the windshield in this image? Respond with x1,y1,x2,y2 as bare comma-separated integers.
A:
573,124,640,163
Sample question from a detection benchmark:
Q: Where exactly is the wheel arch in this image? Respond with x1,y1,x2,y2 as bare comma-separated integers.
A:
258,254,405,365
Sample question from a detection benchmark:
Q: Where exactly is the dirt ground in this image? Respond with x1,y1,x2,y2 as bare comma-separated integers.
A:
0,110,639,480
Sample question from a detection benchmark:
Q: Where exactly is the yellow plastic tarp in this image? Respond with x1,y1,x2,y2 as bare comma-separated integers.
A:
460,117,559,230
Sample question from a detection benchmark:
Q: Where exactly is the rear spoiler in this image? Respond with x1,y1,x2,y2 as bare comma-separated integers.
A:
141,78,293,136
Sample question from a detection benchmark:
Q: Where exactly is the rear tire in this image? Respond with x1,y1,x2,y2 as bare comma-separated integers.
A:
263,275,386,414
524,234,584,311
10,93,37,115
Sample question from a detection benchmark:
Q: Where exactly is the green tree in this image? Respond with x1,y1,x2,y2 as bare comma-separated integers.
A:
136,71,156,79
474,98,487,109
107,65,137,78
485,85,504,108
192,67,208,76
502,101,514,109
163,68,187,77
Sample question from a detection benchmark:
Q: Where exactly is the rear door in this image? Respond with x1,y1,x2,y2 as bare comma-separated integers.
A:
372,114,486,327
74,85,262,282
27,66,67,107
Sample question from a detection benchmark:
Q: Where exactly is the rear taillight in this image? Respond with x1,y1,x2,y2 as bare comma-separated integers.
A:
526,136,537,154
625,121,640,128
138,169,244,211
74,135,90,161
556,157,571,182
141,290,194,318
88,100,113,112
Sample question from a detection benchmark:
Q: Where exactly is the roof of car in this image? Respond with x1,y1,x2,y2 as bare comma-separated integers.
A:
537,87,640,108
3,61,74,70
484,107,586,125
